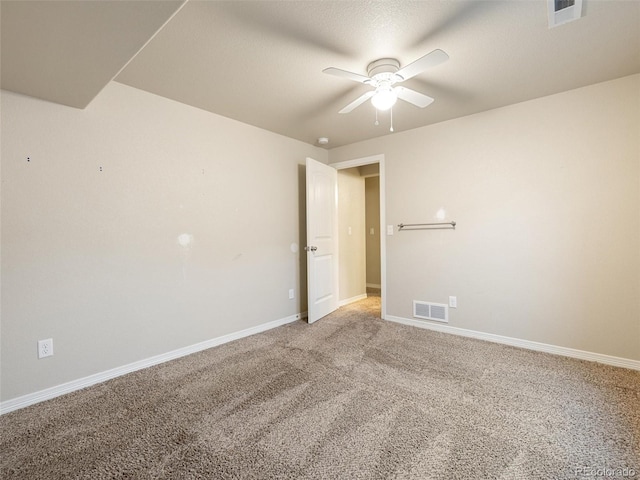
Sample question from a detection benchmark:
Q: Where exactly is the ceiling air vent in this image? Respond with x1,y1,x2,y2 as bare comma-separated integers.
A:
413,301,448,323
548,0,583,28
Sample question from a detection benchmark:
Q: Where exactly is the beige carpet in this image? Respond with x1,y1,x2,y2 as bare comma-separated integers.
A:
1,295,639,479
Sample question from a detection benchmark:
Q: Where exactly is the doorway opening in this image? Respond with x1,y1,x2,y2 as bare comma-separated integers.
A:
333,155,386,320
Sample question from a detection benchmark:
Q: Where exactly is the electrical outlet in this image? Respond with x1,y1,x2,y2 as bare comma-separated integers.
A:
449,296,457,308
38,338,54,359
289,289,295,299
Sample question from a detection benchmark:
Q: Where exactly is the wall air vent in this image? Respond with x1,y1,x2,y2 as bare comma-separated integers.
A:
413,301,448,323
548,0,583,28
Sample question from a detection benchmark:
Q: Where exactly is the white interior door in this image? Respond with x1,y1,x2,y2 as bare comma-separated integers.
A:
306,157,339,323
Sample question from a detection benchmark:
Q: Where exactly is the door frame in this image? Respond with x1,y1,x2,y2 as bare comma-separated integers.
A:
331,154,386,320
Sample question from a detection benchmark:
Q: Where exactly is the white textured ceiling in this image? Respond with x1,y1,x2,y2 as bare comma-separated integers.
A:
3,1,639,148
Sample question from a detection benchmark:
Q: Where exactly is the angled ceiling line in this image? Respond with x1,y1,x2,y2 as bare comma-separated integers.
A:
99,0,190,109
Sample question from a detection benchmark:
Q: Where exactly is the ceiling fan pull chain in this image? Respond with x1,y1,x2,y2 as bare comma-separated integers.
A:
374,108,379,126
390,106,394,132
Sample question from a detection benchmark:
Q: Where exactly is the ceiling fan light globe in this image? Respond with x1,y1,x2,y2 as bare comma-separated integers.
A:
371,88,397,111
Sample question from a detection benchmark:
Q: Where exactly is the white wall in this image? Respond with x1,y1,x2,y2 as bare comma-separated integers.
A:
1,82,327,401
337,168,366,302
329,74,640,361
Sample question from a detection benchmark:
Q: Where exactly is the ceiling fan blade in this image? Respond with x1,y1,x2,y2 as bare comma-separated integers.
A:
395,49,449,81
395,86,434,108
323,67,372,84
339,91,375,114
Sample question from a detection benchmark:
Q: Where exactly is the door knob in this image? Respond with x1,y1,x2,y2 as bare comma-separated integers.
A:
305,246,318,252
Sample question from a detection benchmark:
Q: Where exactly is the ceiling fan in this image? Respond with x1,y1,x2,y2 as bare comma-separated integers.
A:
323,49,449,114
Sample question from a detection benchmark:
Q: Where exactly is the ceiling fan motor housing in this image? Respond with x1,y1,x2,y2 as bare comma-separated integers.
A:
367,58,401,84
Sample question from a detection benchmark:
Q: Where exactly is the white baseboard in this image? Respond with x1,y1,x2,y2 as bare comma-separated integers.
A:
339,293,368,307
385,315,640,371
366,283,381,289
7,310,634,415
1,311,306,415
